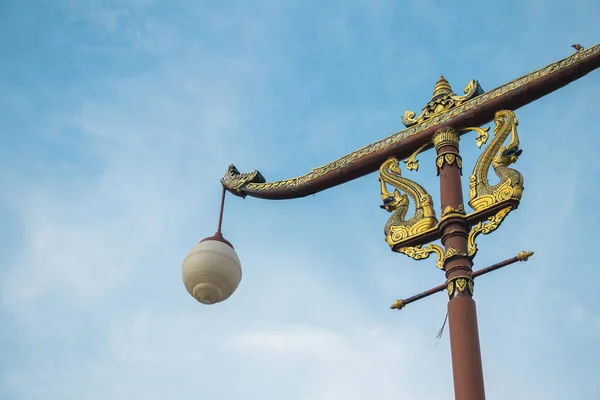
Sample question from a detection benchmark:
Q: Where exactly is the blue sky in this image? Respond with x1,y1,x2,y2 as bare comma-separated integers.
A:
1,0,600,399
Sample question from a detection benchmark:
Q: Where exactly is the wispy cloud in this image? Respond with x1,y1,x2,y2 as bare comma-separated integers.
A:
1,0,600,399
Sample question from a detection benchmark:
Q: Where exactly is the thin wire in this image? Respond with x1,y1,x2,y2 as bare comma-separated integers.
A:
436,312,449,340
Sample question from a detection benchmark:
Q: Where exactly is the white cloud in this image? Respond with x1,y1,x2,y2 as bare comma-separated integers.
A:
2,1,600,399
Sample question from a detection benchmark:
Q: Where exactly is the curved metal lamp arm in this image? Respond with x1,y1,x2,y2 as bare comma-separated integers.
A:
222,43,600,200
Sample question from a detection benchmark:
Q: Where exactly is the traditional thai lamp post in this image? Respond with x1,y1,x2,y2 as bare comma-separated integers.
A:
182,43,600,400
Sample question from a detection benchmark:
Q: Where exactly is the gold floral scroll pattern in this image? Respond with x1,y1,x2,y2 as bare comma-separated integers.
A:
436,152,463,175
397,243,445,270
403,79,484,128
433,128,460,150
460,126,490,149
227,44,600,195
396,244,466,270
445,247,467,260
403,143,430,171
447,276,474,299
467,206,513,258
441,204,466,219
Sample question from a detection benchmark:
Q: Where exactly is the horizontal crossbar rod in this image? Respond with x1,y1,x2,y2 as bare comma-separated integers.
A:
390,251,534,310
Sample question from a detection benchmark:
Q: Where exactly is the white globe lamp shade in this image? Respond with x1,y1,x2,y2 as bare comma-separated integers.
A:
182,234,242,305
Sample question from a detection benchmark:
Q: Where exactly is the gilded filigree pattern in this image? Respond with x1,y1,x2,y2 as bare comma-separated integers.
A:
467,206,513,258
403,143,430,171
445,247,467,260
397,244,445,270
441,204,466,218
436,153,463,175
403,77,484,127
433,128,460,150
447,276,475,299
460,126,490,149
395,243,467,270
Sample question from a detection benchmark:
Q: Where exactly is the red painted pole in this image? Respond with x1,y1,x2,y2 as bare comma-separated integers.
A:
434,128,486,400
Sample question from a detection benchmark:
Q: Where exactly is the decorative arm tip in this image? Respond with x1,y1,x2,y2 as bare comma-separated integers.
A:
220,164,266,198
517,251,534,262
390,299,405,310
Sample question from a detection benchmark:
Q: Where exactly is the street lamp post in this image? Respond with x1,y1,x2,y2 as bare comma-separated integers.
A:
434,127,486,400
182,43,600,399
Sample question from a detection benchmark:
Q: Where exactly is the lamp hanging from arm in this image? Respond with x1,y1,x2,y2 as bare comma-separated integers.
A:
182,186,242,305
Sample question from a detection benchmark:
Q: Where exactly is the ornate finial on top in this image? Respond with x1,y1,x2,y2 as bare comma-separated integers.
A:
432,76,454,98
402,77,485,128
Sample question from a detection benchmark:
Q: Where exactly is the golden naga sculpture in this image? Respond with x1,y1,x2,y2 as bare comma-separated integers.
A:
379,158,438,246
220,164,266,198
402,76,484,127
468,110,524,212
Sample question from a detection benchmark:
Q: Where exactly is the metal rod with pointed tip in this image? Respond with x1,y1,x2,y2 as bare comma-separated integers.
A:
390,251,534,310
